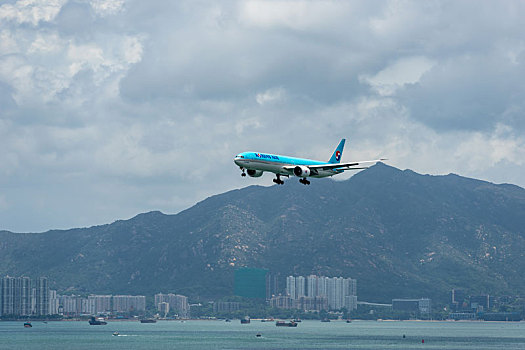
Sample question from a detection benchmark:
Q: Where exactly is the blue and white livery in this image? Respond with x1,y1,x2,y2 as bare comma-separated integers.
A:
234,139,385,185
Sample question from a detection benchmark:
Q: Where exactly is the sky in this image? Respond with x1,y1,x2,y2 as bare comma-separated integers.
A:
1,0,525,232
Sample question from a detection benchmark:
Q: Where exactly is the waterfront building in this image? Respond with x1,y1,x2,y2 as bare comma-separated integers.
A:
285,275,357,311
112,295,146,313
88,295,112,314
213,301,240,313
470,295,491,311
1,276,33,316
1,276,15,316
155,293,189,317
59,295,84,316
286,276,296,299
158,301,170,316
392,298,431,313
295,296,328,311
49,290,59,315
269,295,294,309
36,277,49,316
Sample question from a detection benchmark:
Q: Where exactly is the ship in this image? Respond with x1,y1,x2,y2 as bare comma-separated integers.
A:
275,320,298,327
140,319,157,323
240,316,251,324
89,316,107,325
23,322,32,328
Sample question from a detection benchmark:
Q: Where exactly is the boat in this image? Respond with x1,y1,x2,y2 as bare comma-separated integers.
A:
256,333,262,337
275,320,297,327
89,316,107,325
225,319,231,322
260,318,274,322
24,322,32,328
140,319,157,323
240,316,250,324
112,331,119,336
321,318,331,322
292,318,302,323
346,319,352,323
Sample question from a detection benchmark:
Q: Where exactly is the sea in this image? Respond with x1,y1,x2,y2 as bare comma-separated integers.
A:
2,319,525,350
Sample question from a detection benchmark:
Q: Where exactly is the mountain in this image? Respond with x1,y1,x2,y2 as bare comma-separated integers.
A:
1,163,525,304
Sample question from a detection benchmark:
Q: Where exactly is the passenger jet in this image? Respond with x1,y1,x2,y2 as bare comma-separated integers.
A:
234,139,385,185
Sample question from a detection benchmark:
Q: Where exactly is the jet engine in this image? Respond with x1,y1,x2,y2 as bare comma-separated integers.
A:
293,166,311,177
247,169,263,177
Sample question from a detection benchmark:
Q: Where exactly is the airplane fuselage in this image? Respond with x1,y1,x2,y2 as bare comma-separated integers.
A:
234,152,342,178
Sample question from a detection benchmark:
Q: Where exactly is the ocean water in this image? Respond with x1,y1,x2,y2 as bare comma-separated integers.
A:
2,320,525,350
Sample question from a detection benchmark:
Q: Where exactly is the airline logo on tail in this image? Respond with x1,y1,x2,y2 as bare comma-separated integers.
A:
335,151,341,162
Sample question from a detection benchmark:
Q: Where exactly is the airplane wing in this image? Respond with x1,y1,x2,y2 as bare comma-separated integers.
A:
309,159,386,171
283,159,386,172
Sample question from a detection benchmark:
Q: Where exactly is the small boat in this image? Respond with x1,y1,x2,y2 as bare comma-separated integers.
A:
112,331,119,336
256,333,262,337
261,318,274,322
292,318,302,323
240,316,250,324
24,322,32,328
89,316,107,325
321,318,331,322
346,319,352,323
140,319,157,323
275,320,297,327
225,319,231,322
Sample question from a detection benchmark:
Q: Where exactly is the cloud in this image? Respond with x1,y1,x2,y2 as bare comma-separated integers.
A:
0,0,66,26
359,56,435,96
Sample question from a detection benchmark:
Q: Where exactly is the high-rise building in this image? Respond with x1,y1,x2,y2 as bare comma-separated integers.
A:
269,295,294,309
1,276,15,316
48,290,59,315
88,295,112,314
234,268,268,299
155,293,188,317
296,276,306,298
112,295,146,313
59,295,84,316
17,277,32,316
285,275,357,311
213,301,240,313
286,276,296,299
266,273,281,299
36,277,49,316
158,302,169,316
1,276,33,316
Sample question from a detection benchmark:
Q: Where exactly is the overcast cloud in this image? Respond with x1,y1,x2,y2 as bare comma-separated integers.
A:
1,0,524,232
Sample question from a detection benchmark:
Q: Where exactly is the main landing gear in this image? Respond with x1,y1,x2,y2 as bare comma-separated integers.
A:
299,178,310,185
273,174,284,185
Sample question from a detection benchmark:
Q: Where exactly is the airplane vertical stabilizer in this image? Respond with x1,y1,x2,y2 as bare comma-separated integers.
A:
328,139,345,164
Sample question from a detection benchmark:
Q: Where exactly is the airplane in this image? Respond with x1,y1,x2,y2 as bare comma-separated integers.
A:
234,139,386,185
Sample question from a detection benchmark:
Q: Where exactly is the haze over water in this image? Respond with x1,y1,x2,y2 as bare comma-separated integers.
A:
2,320,525,350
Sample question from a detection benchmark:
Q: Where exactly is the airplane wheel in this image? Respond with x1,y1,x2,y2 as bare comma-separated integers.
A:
241,173,246,177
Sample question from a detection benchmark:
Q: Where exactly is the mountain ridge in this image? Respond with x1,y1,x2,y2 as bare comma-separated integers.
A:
1,163,524,304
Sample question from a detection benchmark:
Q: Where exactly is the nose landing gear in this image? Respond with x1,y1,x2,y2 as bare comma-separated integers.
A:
241,168,246,177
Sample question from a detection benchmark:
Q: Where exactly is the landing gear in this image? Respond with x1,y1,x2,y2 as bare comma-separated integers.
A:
273,174,284,185
299,178,310,185
241,168,246,177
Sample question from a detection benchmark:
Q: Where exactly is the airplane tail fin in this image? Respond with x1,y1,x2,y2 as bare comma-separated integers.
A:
328,139,345,163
